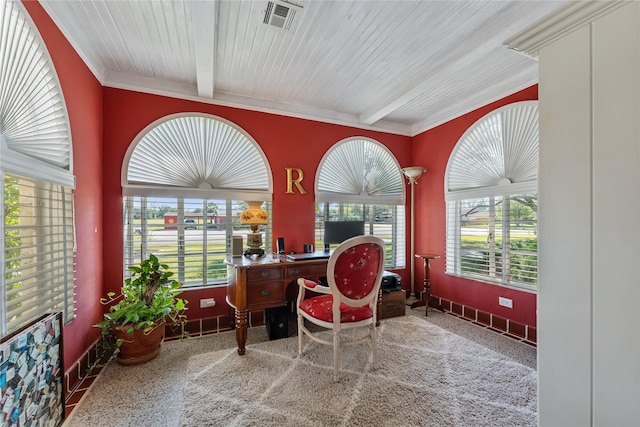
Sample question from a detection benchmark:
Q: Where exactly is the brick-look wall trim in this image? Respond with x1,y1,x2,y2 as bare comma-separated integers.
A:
431,296,537,347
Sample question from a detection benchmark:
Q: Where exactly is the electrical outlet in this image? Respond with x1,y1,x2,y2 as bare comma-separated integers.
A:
200,298,216,308
498,297,513,308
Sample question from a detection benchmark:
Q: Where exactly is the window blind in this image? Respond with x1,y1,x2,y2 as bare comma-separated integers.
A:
124,197,272,288
316,138,404,205
446,195,537,290
314,137,406,269
445,101,538,291
1,0,75,336
3,174,75,334
315,202,405,269
0,0,72,170
121,115,274,289
123,114,271,202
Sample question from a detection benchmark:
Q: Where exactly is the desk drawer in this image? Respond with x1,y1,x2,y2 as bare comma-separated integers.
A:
286,263,327,279
247,267,283,282
247,281,284,306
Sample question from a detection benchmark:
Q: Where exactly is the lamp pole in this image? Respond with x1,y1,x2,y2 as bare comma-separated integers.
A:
401,167,426,308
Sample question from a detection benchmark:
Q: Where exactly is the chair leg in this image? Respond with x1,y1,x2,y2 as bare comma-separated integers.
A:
297,314,304,356
333,330,340,382
370,323,378,369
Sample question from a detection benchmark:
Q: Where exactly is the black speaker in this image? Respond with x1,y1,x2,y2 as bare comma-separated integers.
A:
277,237,285,254
381,271,402,294
232,235,243,256
265,306,289,340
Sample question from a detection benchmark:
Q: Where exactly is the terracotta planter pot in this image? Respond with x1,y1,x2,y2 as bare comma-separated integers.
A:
112,321,165,365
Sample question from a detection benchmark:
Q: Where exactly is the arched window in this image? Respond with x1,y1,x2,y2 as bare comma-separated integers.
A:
445,101,538,290
315,137,405,268
122,113,273,287
0,0,75,334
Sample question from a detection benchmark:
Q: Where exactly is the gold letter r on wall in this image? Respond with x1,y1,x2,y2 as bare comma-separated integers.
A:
285,167,307,194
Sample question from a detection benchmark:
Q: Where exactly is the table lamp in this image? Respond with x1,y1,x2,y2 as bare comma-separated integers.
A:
240,201,268,257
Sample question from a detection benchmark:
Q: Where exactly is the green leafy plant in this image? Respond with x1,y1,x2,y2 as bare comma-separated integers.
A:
92,254,188,370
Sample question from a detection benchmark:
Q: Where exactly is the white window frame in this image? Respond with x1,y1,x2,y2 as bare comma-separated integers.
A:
315,137,406,269
444,101,538,291
121,114,273,289
1,0,76,335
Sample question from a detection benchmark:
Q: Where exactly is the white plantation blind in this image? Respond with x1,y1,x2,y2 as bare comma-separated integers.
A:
316,137,404,205
124,114,272,201
0,0,76,335
445,102,538,291
123,197,272,288
446,195,538,290
4,174,75,333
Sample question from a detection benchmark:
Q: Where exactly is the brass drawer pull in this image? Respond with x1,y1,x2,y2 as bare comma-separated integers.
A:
261,271,271,278
261,289,270,297
292,268,300,276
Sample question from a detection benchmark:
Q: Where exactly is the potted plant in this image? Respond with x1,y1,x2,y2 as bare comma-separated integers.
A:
95,254,188,365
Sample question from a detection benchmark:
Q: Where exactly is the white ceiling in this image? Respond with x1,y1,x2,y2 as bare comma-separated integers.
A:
39,0,566,136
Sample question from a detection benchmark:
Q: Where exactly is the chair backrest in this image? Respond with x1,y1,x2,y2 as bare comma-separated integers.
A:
326,235,385,307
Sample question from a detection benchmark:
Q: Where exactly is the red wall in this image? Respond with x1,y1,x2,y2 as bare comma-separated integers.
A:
102,89,413,319
26,0,538,373
411,86,539,327
23,1,105,369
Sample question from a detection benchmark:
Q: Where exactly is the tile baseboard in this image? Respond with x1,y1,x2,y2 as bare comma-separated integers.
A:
430,296,537,347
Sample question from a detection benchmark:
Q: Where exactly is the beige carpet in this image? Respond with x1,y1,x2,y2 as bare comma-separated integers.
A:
180,315,536,426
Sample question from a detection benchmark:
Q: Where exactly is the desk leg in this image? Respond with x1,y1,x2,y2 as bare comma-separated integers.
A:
376,290,382,326
235,309,248,355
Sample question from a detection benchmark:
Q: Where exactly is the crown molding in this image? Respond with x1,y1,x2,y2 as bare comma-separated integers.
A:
505,1,629,58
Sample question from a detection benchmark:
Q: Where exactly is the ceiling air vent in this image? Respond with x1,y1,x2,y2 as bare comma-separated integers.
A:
263,1,303,32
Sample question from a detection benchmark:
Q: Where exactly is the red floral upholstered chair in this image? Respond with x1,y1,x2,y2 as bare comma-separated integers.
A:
296,235,385,381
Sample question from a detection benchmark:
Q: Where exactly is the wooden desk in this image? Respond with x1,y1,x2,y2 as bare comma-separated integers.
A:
225,254,329,355
415,253,440,316
225,254,384,355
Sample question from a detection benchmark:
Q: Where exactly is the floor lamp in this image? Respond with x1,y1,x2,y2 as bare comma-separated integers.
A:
401,166,426,308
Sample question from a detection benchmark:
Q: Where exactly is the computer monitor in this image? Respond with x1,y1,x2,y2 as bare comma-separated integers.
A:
324,220,365,245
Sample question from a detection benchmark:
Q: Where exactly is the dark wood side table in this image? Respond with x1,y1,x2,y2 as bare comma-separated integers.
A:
415,253,440,316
